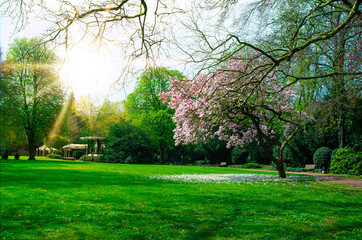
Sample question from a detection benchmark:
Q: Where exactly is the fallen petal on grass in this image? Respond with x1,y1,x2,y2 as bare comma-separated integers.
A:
151,174,316,184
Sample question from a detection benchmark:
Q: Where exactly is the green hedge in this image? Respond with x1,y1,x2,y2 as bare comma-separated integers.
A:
240,163,262,169
46,154,63,159
80,155,101,162
330,147,361,176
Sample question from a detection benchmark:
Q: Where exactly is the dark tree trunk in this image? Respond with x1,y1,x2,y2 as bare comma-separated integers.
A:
28,143,36,160
274,159,287,178
159,144,165,164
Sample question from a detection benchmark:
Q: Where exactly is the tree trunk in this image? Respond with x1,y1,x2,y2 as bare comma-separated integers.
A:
334,25,346,149
338,116,345,149
159,144,165,164
28,143,36,160
274,160,287,178
27,130,37,160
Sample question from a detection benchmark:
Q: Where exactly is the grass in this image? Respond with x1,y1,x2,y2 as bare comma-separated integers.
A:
1,157,361,239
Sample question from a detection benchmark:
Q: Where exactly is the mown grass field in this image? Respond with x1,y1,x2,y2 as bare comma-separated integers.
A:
1,157,361,239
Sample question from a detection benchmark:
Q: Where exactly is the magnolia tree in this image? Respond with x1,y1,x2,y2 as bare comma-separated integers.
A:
159,52,311,178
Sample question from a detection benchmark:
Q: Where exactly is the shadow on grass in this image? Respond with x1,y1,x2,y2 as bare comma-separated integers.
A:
1,160,361,239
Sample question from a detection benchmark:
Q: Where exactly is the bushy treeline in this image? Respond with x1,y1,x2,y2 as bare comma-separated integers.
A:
99,117,361,176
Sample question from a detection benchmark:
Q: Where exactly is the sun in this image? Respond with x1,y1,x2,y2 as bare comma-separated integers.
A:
59,43,113,99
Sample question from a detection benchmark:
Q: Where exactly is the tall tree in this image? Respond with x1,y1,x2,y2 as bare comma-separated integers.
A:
160,53,311,178
1,38,64,160
75,95,124,137
125,67,184,164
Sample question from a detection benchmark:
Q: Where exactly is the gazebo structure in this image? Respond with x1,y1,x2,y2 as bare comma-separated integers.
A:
36,145,57,156
80,136,105,156
62,144,87,159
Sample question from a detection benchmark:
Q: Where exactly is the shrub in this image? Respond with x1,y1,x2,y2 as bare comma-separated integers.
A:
1,152,8,160
285,167,303,172
102,120,155,164
240,163,262,169
231,146,248,165
330,147,362,176
52,149,63,155
331,148,338,157
80,155,101,162
46,154,63,159
73,151,85,160
14,153,20,160
313,147,332,169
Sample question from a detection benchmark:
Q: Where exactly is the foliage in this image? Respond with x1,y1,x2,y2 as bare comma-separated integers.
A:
51,149,63,155
201,138,231,165
284,124,320,167
160,52,310,177
47,135,70,150
240,163,262,169
313,147,332,169
46,154,63,159
125,68,184,164
1,38,64,160
79,155,101,162
231,146,248,165
75,96,124,137
330,147,362,176
102,120,154,164
1,151,9,160
72,151,85,160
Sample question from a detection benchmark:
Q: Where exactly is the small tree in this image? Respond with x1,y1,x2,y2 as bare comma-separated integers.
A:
160,52,310,178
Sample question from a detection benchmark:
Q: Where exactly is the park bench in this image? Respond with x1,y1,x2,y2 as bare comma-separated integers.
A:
302,164,316,172
218,162,228,167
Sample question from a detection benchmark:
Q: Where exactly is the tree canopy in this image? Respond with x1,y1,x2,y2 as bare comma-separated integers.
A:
0,38,64,159
125,68,184,164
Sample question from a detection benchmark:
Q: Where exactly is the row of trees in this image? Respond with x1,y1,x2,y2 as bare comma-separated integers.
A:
2,0,361,177
0,38,124,159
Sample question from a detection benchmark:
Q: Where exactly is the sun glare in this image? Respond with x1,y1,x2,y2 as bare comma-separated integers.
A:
59,43,114,99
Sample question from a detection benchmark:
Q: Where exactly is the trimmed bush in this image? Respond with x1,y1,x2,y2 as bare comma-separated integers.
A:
46,154,63,159
14,153,20,160
313,147,332,169
240,163,262,169
1,152,9,160
330,147,361,176
80,155,101,162
52,149,63,155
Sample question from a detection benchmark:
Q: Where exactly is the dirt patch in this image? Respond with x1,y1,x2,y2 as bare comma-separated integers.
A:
314,175,362,188
288,171,362,188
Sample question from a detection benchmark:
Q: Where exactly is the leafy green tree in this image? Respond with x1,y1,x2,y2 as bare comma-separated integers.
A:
102,120,154,164
1,38,64,160
75,96,124,138
125,67,184,164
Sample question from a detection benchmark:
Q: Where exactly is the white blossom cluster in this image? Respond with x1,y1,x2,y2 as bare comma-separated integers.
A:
151,174,316,185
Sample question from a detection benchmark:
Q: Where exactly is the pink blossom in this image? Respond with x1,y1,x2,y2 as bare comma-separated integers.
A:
159,52,310,148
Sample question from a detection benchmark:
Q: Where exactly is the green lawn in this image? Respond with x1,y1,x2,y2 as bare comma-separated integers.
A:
1,157,361,239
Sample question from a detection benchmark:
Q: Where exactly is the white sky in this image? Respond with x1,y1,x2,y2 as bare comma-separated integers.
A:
1,0,255,103
1,15,133,103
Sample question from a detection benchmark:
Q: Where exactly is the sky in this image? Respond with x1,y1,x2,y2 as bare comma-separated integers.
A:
1,1,254,104
1,15,133,103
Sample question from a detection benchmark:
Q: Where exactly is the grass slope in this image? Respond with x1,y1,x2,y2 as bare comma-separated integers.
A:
1,157,361,239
